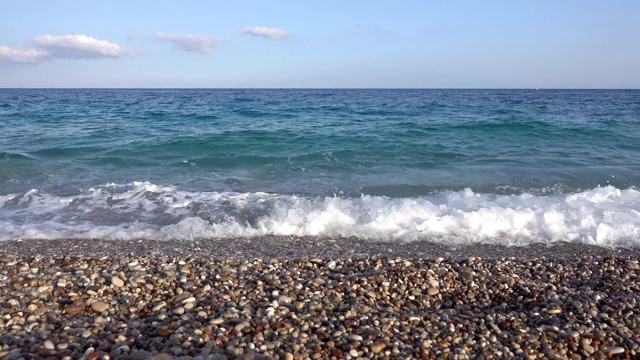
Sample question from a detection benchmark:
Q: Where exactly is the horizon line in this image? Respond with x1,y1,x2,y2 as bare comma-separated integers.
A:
1,87,639,90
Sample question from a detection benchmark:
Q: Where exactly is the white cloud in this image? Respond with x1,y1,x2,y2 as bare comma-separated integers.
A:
242,27,290,40
33,34,134,59
155,33,226,54
0,45,51,64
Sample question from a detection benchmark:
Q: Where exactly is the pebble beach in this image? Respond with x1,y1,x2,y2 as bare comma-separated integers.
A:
1,239,639,360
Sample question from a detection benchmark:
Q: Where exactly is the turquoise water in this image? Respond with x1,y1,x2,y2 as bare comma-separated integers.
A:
1,89,640,245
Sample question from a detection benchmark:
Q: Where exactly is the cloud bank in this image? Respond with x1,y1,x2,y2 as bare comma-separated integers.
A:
242,27,290,40
155,33,226,54
0,46,51,64
33,34,134,59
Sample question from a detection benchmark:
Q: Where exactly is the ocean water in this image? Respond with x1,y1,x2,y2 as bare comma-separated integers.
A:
1,89,639,246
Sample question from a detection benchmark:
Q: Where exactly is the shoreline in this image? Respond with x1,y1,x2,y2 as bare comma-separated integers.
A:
1,237,639,260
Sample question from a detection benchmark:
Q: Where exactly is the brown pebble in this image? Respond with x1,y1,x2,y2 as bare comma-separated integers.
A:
370,342,387,353
64,300,85,317
91,301,108,313
158,327,171,337
86,352,101,360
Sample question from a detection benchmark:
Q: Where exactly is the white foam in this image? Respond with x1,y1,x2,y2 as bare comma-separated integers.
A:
1,182,639,247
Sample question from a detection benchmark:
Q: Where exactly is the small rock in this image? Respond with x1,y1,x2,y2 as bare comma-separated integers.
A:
605,346,625,355
87,352,102,360
64,300,85,317
370,342,387,353
427,287,439,296
151,355,175,360
33,306,49,316
112,277,124,287
238,353,272,360
130,350,153,360
181,297,196,304
153,302,167,311
44,340,55,350
91,301,109,313
543,348,564,360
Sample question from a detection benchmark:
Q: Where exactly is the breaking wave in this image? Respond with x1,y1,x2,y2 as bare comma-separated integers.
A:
1,182,639,247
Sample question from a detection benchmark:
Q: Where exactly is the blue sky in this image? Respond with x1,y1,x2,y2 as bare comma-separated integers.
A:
1,1,639,88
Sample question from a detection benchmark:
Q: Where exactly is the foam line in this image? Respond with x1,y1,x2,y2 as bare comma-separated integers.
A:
1,182,639,246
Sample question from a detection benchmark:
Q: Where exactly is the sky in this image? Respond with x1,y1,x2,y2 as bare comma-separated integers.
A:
1,1,639,88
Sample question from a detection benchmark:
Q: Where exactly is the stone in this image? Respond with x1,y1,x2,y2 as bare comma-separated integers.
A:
370,342,387,353
130,350,153,360
91,301,109,313
64,300,85,317
33,306,49,316
427,287,439,296
237,353,272,360
151,355,175,360
112,277,125,287
44,340,55,350
605,346,625,355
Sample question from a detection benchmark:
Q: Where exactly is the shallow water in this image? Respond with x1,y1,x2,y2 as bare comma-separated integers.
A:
1,89,639,245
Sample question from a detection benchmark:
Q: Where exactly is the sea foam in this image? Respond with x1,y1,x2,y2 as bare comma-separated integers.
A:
1,182,639,246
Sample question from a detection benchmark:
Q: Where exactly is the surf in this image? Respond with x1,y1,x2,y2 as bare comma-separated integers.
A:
1,181,639,247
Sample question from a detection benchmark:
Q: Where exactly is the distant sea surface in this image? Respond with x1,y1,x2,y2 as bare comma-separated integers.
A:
1,89,639,246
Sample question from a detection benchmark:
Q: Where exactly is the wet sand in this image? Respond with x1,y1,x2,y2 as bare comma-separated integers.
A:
0,237,638,260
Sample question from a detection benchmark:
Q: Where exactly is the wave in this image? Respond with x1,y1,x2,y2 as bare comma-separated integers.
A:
0,152,38,161
1,182,639,246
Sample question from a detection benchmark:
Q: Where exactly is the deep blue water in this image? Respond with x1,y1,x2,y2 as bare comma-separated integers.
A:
1,89,639,245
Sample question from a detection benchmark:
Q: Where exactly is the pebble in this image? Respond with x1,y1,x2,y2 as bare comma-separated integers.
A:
91,301,109,313
112,276,125,287
605,346,625,355
130,350,153,360
33,306,49,316
370,342,387,353
64,300,85,317
427,287,439,296
0,253,639,360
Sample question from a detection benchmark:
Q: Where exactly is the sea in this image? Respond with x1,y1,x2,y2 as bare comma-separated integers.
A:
1,89,639,247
